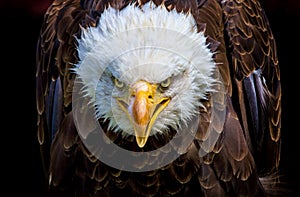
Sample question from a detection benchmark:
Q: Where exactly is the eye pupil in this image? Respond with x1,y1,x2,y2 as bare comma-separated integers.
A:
161,78,170,88
113,78,124,88
159,78,171,92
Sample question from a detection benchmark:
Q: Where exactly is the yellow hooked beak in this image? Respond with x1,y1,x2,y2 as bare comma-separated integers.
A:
117,81,170,148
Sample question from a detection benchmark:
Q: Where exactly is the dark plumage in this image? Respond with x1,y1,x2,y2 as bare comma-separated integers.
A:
36,0,282,196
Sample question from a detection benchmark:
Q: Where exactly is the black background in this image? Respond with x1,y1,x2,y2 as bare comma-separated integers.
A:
0,0,299,196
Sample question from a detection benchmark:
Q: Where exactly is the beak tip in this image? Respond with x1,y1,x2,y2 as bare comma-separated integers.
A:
136,136,148,148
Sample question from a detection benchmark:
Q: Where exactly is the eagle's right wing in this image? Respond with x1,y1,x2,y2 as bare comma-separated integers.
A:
36,0,89,192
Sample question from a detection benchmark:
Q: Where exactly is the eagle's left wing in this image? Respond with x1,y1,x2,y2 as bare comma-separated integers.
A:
190,0,282,195
220,0,281,176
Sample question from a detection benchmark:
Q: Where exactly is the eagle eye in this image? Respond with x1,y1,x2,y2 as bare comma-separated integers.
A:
159,77,171,91
113,77,124,89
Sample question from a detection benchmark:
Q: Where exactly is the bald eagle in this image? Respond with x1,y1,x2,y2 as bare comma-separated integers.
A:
36,0,282,196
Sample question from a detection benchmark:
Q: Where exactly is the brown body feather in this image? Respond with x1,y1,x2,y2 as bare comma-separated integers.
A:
36,0,282,196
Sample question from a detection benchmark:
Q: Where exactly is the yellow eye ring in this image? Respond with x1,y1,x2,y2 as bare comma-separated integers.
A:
113,77,124,89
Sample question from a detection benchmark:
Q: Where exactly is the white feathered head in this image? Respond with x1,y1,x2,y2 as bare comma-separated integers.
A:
73,2,217,148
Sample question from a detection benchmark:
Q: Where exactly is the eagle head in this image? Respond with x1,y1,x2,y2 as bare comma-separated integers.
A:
73,2,217,148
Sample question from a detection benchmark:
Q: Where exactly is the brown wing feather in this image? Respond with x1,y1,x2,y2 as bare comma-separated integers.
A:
193,0,281,195
36,0,89,190
221,0,281,175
